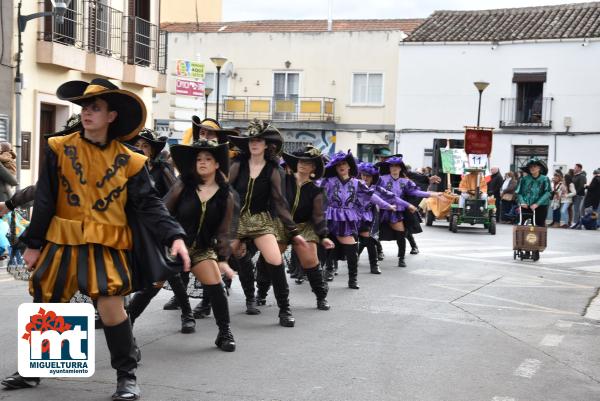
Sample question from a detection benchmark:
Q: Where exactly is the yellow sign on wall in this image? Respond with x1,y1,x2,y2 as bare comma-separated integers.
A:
175,60,205,79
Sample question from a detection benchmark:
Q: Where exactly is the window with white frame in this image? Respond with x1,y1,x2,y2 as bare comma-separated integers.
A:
352,73,383,105
204,72,228,103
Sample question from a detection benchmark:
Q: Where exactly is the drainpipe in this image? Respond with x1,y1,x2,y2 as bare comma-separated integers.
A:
327,0,332,31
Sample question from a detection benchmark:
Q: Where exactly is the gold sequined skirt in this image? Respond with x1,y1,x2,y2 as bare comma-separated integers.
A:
237,211,276,239
189,246,218,267
274,219,320,244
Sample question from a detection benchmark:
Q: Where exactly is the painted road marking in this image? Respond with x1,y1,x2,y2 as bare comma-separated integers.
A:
492,397,516,401
456,250,566,259
514,359,541,378
538,255,600,265
584,294,600,320
556,321,574,329
423,245,507,253
573,265,600,273
539,334,564,347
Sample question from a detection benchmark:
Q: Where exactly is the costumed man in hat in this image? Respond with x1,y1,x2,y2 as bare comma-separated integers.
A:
1,78,190,401
228,119,308,327
515,157,552,259
458,168,488,208
125,128,197,334
320,151,397,287
165,138,238,351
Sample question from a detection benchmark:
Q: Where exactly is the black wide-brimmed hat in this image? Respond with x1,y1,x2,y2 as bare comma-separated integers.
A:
56,78,146,142
324,150,358,178
191,116,238,144
375,154,405,175
170,139,230,177
525,157,548,176
45,113,82,138
282,146,325,179
130,128,168,156
228,119,283,155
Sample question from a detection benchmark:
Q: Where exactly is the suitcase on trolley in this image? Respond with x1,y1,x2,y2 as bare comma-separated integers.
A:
513,209,547,261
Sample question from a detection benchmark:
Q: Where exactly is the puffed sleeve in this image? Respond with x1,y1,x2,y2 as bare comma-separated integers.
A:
270,167,299,237
376,186,411,211
127,165,186,246
311,189,328,239
6,185,36,210
163,178,185,214
20,148,59,249
356,180,393,211
404,179,431,198
215,190,238,261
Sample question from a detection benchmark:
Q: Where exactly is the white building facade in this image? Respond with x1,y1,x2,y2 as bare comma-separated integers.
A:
395,4,600,176
157,19,421,160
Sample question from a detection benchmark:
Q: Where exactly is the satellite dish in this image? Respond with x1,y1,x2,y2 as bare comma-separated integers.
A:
222,62,234,78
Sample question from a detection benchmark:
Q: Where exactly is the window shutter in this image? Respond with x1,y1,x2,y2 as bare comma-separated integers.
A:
0,115,9,142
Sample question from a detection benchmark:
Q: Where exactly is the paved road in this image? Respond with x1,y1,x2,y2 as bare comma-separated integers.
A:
0,223,599,401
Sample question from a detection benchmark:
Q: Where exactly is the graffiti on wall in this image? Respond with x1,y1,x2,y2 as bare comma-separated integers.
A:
282,130,336,155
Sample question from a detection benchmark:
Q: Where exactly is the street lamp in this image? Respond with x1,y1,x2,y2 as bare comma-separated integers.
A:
14,0,71,188
204,87,213,119
210,56,227,121
473,81,489,128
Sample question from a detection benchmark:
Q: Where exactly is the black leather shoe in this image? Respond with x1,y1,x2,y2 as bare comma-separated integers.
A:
193,303,211,319
370,265,381,274
295,276,304,285
398,258,407,268
245,299,261,315
181,313,196,334
410,247,420,255
377,251,385,261
112,377,140,401
163,296,180,310
324,270,334,282
256,297,266,306
1,372,40,389
348,279,360,289
279,310,295,327
317,299,330,310
215,328,236,352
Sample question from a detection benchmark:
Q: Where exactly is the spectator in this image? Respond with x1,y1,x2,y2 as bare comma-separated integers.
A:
0,142,18,201
500,171,517,223
488,167,503,220
571,163,587,228
560,173,576,227
550,172,564,227
584,168,600,228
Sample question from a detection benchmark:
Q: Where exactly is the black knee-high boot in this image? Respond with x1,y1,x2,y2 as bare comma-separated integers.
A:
255,255,271,305
127,286,160,326
376,239,384,261
234,253,260,315
163,273,185,310
366,237,381,274
407,232,419,254
168,275,196,333
324,248,336,282
358,235,367,256
193,286,211,319
206,283,236,352
267,261,295,327
396,231,407,267
104,318,140,401
343,243,359,289
305,265,330,310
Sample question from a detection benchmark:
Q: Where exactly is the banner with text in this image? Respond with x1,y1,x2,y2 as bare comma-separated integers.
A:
176,79,205,97
175,60,205,79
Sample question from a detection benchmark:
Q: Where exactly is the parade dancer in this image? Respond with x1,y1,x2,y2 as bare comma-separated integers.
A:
125,129,197,334
357,162,413,274
378,155,439,267
273,147,335,310
320,151,397,289
228,119,308,327
165,139,238,351
1,78,190,401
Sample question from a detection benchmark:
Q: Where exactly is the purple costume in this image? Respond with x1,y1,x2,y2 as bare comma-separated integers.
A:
321,176,393,237
379,175,431,224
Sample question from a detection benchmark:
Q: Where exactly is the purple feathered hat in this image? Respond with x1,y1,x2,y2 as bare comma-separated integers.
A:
376,154,406,175
358,162,380,184
324,150,358,178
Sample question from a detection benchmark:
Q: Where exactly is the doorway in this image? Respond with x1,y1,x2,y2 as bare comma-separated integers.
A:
39,104,56,175
273,72,299,120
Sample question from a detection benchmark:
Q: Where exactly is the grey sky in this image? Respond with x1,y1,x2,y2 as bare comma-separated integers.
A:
223,0,593,20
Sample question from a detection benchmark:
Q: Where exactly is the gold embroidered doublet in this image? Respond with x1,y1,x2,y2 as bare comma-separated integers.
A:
45,133,147,250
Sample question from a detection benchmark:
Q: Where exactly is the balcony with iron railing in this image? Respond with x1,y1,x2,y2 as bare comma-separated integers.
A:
37,0,167,88
221,96,336,123
499,97,553,129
